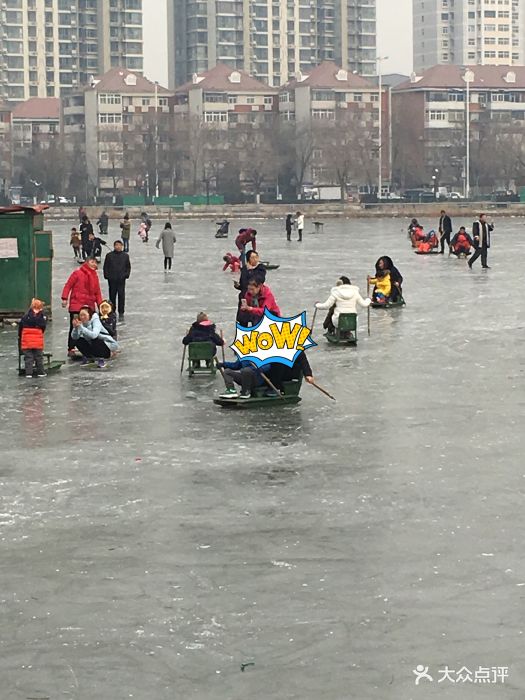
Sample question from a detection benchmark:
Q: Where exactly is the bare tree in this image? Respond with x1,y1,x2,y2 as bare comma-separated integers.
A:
316,110,378,200
237,124,281,202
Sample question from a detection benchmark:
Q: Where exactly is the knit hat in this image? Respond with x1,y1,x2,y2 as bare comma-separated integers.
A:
31,298,44,311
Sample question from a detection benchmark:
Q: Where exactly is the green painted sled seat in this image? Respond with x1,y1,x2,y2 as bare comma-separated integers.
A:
187,342,217,376
325,313,358,345
18,351,65,376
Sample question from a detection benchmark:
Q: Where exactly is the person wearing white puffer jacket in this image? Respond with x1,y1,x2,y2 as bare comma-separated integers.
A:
316,276,371,334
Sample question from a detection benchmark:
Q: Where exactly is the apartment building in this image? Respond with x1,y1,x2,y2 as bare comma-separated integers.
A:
173,63,277,126
62,67,172,197
167,0,377,89
0,0,143,102
11,97,60,152
0,100,12,198
279,60,388,188
392,64,525,188
413,0,522,72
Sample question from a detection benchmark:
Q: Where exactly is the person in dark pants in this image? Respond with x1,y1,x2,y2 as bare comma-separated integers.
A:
97,211,109,236
71,307,119,369
438,209,453,254
285,214,293,241
18,298,47,377
469,213,494,269
103,240,131,322
217,358,273,399
79,216,94,259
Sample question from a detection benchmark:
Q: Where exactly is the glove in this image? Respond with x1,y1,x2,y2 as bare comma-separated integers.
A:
216,362,224,370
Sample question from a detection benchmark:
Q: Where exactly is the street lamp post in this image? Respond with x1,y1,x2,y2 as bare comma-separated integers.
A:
154,81,159,199
376,55,389,200
463,69,474,199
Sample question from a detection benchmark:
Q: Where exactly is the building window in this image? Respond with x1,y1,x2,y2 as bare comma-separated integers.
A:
99,93,121,105
312,109,335,120
426,110,448,121
99,113,123,124
203,112,228,123
204,92,225,103
246,97,255,104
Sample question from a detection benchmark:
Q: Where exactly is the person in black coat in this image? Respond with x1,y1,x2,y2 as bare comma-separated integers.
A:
83,231,106,260
285,214,293,242
266,352,315,393
375,256,403,301
469,213,494,269
103,240,131,321
438,209,453,254
182,313,224,356
79,216,94,259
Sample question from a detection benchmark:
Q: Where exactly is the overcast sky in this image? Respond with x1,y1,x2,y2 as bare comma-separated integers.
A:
143,0,413,86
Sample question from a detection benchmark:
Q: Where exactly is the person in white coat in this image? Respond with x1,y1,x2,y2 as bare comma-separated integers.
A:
295,211,304,242
316,276,371,334
156,222,176,272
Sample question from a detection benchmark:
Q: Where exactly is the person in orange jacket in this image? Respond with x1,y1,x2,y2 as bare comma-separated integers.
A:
18,298,47,377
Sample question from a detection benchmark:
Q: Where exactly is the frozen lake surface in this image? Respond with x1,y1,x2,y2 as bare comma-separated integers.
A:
0,215,524,699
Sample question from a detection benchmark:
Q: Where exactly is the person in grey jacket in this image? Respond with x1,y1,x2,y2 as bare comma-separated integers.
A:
156,222,176,272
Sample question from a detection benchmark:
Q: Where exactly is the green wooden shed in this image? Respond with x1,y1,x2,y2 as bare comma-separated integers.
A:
0,205,53,320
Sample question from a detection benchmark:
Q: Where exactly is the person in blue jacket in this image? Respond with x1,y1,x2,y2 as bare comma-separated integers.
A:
217,357,272,399
71,306,119,368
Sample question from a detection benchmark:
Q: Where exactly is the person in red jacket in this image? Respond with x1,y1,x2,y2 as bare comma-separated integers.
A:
61,258,103,354
240,279,281,324
222,252,241,272
18,298,47,377
235,228,257,266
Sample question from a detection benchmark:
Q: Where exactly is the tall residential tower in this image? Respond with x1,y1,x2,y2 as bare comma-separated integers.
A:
167,0,377,88
0,0,143,101
413,0,522,72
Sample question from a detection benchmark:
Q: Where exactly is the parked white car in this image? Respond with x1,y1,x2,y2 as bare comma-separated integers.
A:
448,191,465,200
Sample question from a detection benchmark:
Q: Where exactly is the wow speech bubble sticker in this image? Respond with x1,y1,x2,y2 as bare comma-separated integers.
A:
231,309,316,368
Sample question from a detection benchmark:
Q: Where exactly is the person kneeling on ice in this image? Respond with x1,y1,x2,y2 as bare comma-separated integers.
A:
71,306,119,368
19,298,48,378
223,252,241,273
368,269,391,305
316,276,370,335
451,227,474,257
240,279,280,325
218,358,273,399
182,312,224,356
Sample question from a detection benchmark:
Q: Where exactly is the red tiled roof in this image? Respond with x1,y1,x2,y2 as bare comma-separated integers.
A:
88,67,171,95
282,61,375,90
395,64,525,91
12,98,60,120
176,63,277,94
